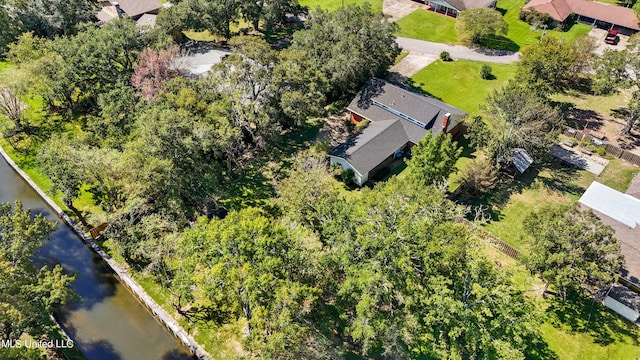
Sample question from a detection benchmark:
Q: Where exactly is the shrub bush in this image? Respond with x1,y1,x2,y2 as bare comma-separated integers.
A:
440,51,452,61
354,119,370,132
596,147,606,156
341,168,355,184
519,10,552,30
480,64,493,80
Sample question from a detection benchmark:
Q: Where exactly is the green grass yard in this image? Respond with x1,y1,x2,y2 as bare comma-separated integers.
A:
299,0,383,13
496,0,592,49
410,59,517,115
488,245,640,360
395,0,592,50
396,9,458,43
479,158,638,250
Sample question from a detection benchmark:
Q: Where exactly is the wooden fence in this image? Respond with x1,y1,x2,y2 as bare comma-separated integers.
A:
458,218,521,260
473,226,520,260
564,127,640,167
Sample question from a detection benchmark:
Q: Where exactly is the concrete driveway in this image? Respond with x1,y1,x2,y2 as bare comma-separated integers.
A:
589,28,629,56
389,52,438,77
384,0,423,22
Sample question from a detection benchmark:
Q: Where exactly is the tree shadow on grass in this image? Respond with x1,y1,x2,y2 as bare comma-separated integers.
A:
220,120,324,211
478,35,520,52
545,291,640,347
467,166,539,221
402,78,444,101
535,158,588,198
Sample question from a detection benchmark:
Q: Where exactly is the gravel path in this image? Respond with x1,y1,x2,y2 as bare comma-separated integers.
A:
396,37,521,64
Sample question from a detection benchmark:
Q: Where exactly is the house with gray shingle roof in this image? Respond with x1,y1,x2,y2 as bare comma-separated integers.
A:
329,78,466,186
97,0,162,27
422,0,497,18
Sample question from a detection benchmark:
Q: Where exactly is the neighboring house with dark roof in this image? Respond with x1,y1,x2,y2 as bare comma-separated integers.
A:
97,0,162,27
420,0,497,18
522,0,640,34
329,78,466,186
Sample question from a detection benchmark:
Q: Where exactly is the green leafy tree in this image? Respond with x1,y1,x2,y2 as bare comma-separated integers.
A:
522,203,623,299
241,0,303,32
11,0,95,38
406,131,461,186
592,48,629,95
476,83,562,164
157,0,241,39
86,82,138,149
291,4,400,97
329,180,540,358
172,208,322,356
456,8,508,46
26,19,146,114
459,157,498,197
0,0,19,55
276,149,346,237
515,35,582,94
39,136,90,226
0,201,75,341
591,36,640,134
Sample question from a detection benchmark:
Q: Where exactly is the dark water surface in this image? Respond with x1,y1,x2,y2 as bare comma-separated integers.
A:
0,157,194,360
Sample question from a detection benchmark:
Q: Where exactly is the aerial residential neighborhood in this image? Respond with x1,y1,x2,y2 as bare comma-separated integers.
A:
0,0,640,359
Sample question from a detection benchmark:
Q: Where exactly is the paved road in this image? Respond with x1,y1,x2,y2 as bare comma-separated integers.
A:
396,37,521,64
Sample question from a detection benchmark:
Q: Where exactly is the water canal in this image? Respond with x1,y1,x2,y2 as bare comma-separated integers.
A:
0,156,194,360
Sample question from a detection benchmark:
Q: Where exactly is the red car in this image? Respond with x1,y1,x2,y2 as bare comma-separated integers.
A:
605,30,619,45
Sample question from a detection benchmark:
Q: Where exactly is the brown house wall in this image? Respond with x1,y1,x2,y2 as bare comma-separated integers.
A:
350,112,364,125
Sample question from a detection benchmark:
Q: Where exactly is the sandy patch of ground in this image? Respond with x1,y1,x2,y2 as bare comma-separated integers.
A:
313,110,351,148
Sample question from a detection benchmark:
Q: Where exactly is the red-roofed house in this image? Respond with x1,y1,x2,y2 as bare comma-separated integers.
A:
523,0,640,34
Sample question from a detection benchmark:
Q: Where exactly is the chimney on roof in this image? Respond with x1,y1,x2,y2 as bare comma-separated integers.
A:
442,113,451,133
111,1,122,19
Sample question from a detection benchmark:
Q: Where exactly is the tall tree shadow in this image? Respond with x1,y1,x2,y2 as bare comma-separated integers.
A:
545,291,640,347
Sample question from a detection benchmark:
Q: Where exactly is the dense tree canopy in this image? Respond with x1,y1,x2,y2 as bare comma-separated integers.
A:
0,202,75,342
406,131,461,186
291,4,400,97
163,152,544,358
472,82,563,164
523,203,623,299
515,35,588,94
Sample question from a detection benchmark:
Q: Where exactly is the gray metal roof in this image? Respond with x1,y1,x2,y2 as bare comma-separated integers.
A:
512,148,533,174
579,181,640,229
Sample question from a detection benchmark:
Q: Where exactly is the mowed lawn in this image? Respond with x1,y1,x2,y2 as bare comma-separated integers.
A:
480,157,638,250
497,0,592,48
396,0,592,49
410,59,517,115
396,9,458,44
299,0,383,12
